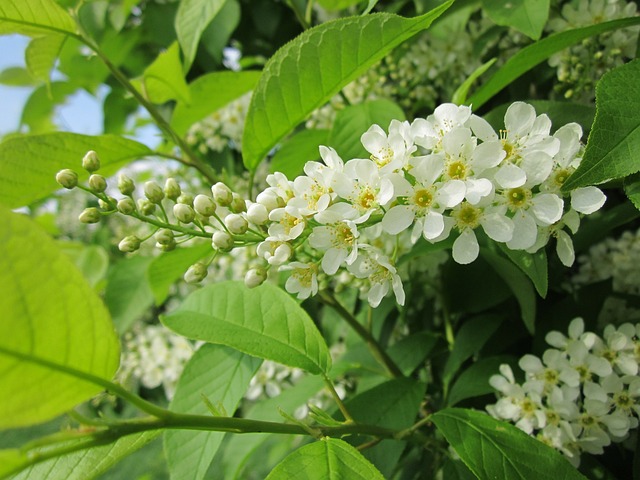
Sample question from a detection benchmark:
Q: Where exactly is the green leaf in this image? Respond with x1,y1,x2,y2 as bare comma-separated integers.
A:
171,71,260,136
563,59,640,191
25,34,66,84
497,244,547,298
0,206,119,429
0,0,77,37
132,42,190,104
572,201,640,253
147,243,212,305
265,437,385,480
162,281,332,375
481,250,536,333
481,0,549,40
241,2,453,169
443,314,503,387
6,432,160,479
200,0,240,63
448,355,517,406
432,408,587,480
329,99,405,160
452,58,496,106
104,256,155,334
0,132,151,208
270,129,329,179
317,0,363,11
164,345,262,480
20,81,77,134
624,174,640,211
387,331,439,376
468,16,640,109
175,0,228,70
60,243,110,288
0,67,35,86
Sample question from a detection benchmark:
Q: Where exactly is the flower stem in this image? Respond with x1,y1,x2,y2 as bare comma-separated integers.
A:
323,374,353,423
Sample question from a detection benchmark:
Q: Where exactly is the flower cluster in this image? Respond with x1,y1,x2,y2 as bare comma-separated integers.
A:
488,318,640,465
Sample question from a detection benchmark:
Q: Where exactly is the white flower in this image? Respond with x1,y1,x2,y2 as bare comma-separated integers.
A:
347,249,405,307
412,103,472,151
308,220,360,274
571,186,606,214
361,120,416,173
267,207,306,240
281,262,319,300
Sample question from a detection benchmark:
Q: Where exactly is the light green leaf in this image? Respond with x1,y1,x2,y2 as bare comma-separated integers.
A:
25,34,66,83
482,0,549,40
132,42,191,104
104,256,155,334
175,0,228,71
164,345,262,480
171,71,260,136
0,132,151,208
270,129,329,179
60,243,110,289
147,243,212,305
7,432,159,479
20,81,77,134
563,59,640,190
448,355,517,406
265,437,385,480
162,281,331,375
0,206,119,429
498,244,547,298
468,17,640,109
481,250,536,333
0,67,35,86
242,2,453,169
329,99,405,160
317,0,363,11
432,408,587,480
452,58,496,106
200,0,240,63
0,0,77,37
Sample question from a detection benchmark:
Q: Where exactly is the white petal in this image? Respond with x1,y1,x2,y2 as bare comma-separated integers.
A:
519,354,543,373
382,205,414,235
469,115,498,142
321,248,346,275
437,179,466,207
495,164,527,188
481,212,514,242
422,211,445,239
521,151,554,186
555,230,575,267
465,178,493,204
532,194,564,225
568,318,584,339
508,212,538,250
452,228,479,264
505,102,536,137
571,187,606,214
472,140,505,170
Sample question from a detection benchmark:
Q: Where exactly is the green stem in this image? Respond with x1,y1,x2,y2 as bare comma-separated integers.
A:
318,292,403,378
323,374,353,423
131,212,211,239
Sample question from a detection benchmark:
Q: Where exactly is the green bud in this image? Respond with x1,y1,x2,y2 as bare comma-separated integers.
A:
160,238,177,252
164,178,182,201
155,228,174,246
89,174,107,193
230,193,247,213
244,267,267,288
138,198,156,216
118,235,141,253
211,182,233,206
82,150,101,173
144,181,164,203
184,262,209,284
117,197,136,215
173,203,195,223
212,231,233,251
99,196,116,212
56,169,78,189
177,193,194,206
224,213,248,235
79,207,101,224
118,174,135,196
193,194,217,217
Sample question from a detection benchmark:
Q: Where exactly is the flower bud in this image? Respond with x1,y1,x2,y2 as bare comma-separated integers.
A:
159,239,177,252
144,181,164,203
173,203,195,223
118,235,141,253
138,198,156,215
225,213,248,235
79,207,101,224
155,228,174,246
118,174,135,196
193,194,217,217
184,262,208,284
246,203,269,225
212,182,233,206
164,178,182,201
212,231,233,251
177,193,194,206
256,190,283,212
245,267,267,288
89,174,107,193
56,169,78,189
82,150,100,173
117,197,136,215
99,196,116,212
230,193,247,213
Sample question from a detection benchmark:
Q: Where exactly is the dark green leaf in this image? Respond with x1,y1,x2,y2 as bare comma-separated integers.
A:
387,331,439,376
270,129,329,178
481,0,549,40
448,355,517,406
624,173,640,211
497,244,547,298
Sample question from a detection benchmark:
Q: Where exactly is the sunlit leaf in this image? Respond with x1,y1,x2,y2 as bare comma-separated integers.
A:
25,34,66,84
270,129,329,178
175,0,228,70
132,42,191,104
0,0,77,37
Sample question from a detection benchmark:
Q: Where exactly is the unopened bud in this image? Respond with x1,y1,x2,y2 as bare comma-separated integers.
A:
119,235,141,253
155,229,174,246
159,239,177,252
256,190,283,212
56,169,78,189
244,267,267,288
212,231,233,251
89,174,107,193
117,197,136,215
118,174,135,196
177,193,194,206
212,182,233,206
184,262,208,284
99,196,116,211
138,198,156,215
173,203,195,223
246,203,269,225
193,194,217,217
144,181,164,203
230,193,247,213
79,207,101,224
164,178,182,201
82,150,100,173
225,213,248,235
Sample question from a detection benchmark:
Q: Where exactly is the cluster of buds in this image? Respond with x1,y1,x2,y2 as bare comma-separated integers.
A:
488,318,640,466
